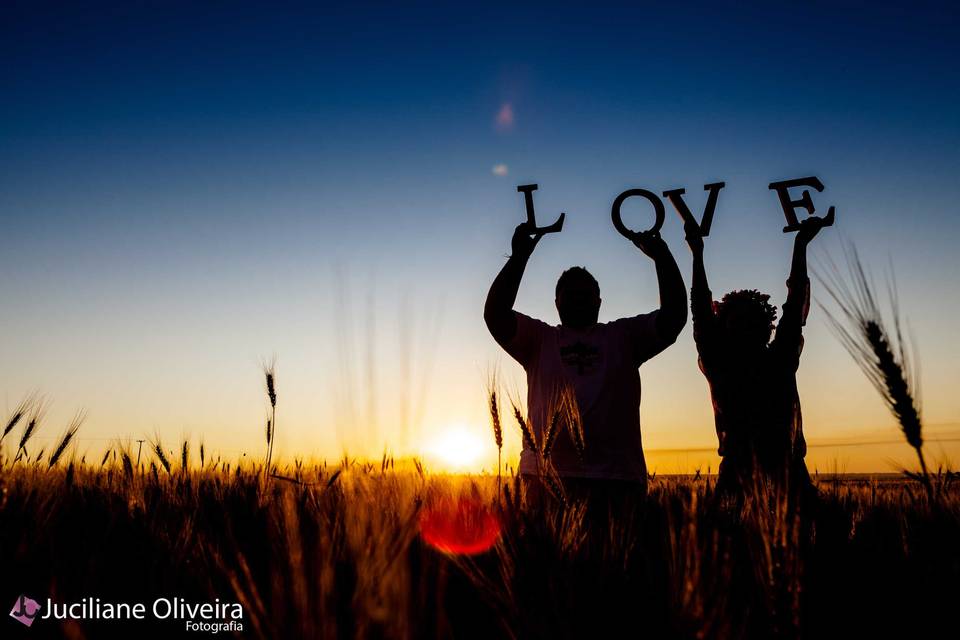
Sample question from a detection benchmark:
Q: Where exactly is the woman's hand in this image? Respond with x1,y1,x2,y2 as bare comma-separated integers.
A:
684,221,705,256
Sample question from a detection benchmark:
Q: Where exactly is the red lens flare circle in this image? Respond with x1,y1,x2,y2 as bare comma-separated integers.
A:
419,496,501,555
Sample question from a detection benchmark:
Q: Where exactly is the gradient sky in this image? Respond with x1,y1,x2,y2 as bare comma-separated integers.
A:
2,1,958,472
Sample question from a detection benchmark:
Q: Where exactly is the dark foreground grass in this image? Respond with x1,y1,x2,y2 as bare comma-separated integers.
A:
1,461,958,639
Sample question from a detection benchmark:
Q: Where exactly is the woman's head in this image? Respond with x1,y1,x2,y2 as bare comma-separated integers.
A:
714,289,777,350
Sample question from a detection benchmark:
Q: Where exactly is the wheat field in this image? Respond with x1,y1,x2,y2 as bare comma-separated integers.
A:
2,254,957,639
1,448,958,639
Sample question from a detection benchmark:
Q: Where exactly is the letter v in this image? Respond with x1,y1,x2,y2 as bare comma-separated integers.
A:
662,182,725,236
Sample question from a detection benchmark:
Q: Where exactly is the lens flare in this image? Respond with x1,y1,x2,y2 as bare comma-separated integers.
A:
419,496,501,555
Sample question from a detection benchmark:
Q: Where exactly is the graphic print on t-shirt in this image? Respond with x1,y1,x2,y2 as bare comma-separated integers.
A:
560,340,602,375
508,311,661,481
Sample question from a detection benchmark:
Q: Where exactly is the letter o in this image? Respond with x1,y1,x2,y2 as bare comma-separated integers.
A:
612,189,665,239
154,598,172,619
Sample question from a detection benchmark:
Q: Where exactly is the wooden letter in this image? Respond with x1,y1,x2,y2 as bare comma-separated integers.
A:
662,182,725,236
611,189,666,239
769,176,835,233
517,184,565,234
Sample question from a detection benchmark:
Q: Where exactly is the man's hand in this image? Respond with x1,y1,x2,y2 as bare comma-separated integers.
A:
684,221,704,256
628,228,688,349
796,215,828,246
631,229,670,260
511,222,546,259
488,222,543,347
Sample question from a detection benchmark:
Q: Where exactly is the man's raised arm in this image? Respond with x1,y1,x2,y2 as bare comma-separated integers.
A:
631,230,688,344
484,223,543,346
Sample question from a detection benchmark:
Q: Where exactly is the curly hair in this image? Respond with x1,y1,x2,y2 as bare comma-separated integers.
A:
714,289,778,338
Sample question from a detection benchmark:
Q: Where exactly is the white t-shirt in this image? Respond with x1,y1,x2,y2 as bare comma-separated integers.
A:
501,310,671,481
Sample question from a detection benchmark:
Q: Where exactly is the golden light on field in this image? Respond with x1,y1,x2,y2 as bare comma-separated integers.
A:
422,425,491,472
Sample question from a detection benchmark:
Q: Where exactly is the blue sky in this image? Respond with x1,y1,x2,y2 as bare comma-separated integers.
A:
1,1,958,471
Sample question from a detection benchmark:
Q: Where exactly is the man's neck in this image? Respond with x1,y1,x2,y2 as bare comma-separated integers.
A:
560,322,598,333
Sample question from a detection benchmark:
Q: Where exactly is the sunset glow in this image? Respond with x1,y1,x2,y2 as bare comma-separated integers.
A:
2,4,957,637
422,427,492,472
0,3,957,473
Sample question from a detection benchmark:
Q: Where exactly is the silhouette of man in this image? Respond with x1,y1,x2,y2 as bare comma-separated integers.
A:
484,221,687,505
684,216,828,504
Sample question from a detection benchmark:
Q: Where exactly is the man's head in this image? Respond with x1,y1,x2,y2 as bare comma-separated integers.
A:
555,266,601,329
714,289,777,351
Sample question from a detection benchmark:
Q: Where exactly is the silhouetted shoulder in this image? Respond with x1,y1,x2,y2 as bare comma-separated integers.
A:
500,311,553,367
610,311,671,366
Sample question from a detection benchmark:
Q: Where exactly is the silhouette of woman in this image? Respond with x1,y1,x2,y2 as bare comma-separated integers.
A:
684,216,828,506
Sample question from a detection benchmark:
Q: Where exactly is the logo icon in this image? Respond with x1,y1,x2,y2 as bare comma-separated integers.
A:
10,595,41,627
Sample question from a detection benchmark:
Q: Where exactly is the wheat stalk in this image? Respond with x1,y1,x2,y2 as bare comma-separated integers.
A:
263,360,278,480
2,408,24,444
562,387,585,462
540,463,568,506
18,418,38,453
121,450,134,478
816,244,932,500
151,435,172,474
511,400,537,452
48,410,85,467
486,370,504,496
2,392,36,447
14,402,45,464
541,403,562,459
490,391,503,451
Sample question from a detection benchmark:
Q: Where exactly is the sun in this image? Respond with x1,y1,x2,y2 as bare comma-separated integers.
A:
423,426,489,472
